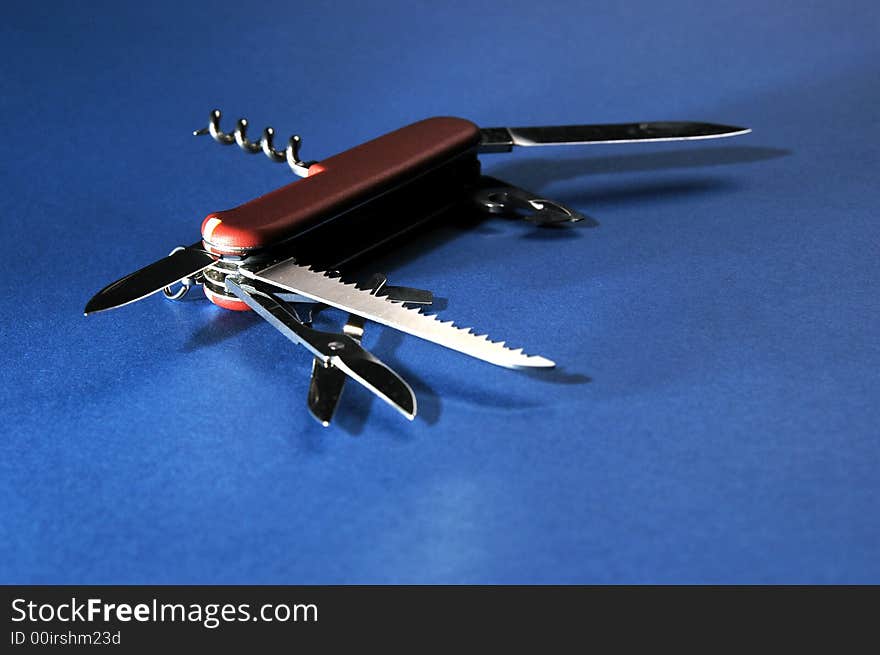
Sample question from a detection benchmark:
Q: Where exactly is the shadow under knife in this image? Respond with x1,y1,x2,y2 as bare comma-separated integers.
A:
178,307,261,353
485,145,791,191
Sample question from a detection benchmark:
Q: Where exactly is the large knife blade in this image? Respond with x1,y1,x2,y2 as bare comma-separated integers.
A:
247,261,555,369
84,242,216,315
478,121,750,153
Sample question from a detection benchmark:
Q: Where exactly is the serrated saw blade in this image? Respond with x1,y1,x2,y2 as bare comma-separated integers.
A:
247,261,555,369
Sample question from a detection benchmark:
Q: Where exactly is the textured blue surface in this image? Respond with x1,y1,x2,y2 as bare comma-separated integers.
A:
1,1,878,583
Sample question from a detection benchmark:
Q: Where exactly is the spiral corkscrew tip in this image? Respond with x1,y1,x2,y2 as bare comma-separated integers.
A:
193,108,316,178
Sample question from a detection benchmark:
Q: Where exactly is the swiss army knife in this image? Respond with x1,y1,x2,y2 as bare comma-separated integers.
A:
85,110,749,426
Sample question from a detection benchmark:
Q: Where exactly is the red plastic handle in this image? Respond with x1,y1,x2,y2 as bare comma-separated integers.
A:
200,116,481,254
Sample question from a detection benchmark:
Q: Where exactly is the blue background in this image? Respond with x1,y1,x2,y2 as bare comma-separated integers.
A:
2,1,878,583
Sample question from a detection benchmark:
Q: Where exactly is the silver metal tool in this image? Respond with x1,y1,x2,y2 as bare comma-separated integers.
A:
193,109,318,178
477,121,750,153
84,242,215,315
226,277,417,421
247,261,555,369
307,273,431,426
473,187,585,225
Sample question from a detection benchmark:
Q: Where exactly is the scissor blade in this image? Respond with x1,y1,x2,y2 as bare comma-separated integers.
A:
307,273,390,426
84,243,215,315
331,354,416,421
479,121,750,153
226,277,417,421
308,360,347,427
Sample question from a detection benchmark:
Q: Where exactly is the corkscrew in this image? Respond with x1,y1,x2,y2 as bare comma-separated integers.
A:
193,109,317,178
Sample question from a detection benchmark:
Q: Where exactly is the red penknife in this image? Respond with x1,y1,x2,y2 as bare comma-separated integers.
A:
84,110,749,425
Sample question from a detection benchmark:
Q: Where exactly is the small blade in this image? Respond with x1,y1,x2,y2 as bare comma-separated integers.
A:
479,121,751,153
84,243,215,315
